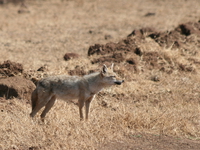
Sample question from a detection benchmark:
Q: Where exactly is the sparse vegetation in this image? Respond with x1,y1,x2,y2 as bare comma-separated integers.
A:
0,0,200,149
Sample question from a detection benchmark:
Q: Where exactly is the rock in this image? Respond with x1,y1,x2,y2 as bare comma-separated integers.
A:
64,53,79,61
37,64,48,72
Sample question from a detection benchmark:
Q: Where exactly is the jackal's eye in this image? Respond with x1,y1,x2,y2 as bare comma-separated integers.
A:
111,76,116,78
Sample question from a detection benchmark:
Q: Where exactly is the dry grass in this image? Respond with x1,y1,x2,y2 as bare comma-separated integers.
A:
1,72,200,149
0,0,200,149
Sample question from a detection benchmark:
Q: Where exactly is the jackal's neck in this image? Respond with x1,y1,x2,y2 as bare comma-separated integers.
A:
83,72,105,93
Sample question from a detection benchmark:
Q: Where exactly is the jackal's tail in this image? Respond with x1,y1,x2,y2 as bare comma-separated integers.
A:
31,89,38,111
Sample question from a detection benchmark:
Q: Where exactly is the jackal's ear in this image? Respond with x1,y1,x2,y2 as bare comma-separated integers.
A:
102,64,107,74
111,63,114,70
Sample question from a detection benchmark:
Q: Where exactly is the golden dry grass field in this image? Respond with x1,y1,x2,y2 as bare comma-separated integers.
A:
0,0,200,149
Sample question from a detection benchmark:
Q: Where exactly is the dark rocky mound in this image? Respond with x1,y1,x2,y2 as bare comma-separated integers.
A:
87,21,200,75
0,60,23,77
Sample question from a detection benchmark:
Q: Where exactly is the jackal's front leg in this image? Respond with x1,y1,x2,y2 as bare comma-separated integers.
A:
85,95,95,120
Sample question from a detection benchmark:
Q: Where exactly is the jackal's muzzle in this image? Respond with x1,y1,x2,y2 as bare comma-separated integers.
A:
114,80,124,85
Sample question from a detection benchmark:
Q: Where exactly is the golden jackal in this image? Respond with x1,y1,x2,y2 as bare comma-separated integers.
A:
30,64,124,120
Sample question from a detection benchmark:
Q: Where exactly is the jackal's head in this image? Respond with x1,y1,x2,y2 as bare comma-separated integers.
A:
101,64,124,86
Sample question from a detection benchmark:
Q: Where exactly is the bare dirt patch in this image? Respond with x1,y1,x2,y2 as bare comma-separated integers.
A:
100,133,200,150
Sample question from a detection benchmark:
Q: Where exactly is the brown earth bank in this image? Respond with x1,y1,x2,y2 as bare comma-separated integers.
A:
0,76,35,101
1,0,200,149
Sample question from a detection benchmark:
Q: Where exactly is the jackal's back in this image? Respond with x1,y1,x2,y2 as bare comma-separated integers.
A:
37,75,84,100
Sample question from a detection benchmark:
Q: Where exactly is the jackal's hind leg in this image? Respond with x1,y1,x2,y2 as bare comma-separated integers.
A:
40,95,56,120
78,99,84,120
30,94,51,118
